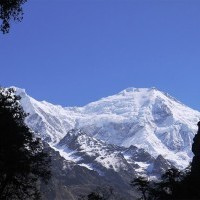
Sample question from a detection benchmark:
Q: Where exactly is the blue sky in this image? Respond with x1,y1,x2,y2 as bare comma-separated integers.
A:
0,0,200,110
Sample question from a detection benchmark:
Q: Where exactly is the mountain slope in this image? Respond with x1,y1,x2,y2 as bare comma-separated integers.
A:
15,87,199,170
56,129,170,177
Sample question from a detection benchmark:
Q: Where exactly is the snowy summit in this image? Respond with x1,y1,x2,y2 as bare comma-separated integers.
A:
14,87,200,172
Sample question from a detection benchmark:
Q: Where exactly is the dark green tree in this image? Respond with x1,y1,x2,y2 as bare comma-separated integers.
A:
0,0,27,33
0,87,51,200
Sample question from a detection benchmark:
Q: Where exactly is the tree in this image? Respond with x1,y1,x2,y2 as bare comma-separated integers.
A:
160,168,182,195
187,121,200,199
87,192,104,200
131,168,188,200
0,0,27,33
155,168,184,200
0,87,51,200
130,177,150,200
191,121,200,179
79,186,122,200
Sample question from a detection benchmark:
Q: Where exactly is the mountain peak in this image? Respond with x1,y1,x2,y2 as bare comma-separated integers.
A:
119,87,158,95
8,86,200,169
120,87,136,93
10,86,26,94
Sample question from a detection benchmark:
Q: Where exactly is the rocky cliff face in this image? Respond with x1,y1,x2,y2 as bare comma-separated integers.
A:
40,144,136,200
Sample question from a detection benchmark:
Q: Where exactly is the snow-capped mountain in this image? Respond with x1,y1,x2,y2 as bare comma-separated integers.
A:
13,86,200,199
16,87,200,170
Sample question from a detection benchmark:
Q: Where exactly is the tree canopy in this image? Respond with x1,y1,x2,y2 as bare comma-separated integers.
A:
0,87,51,200
0,0,27,33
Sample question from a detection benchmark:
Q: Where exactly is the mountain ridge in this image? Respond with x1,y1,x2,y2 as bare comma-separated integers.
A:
14,86,200,170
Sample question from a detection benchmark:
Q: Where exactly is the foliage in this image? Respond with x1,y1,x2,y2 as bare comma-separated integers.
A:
130,177,150,200
131,168,189,200
0,87,51,200
87,192,105,200
0,0,27,33
79,186,123,200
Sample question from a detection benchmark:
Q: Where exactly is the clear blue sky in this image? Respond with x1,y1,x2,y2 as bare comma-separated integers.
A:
0,0,200,110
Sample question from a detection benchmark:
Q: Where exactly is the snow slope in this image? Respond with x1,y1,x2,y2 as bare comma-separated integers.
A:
15,87,200,169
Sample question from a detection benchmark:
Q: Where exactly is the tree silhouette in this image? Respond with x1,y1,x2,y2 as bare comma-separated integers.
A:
131,167,189,200
0,87,51,200
0,0,27,33
80,186,123,200
130,177,150,200
191,122,200,179
187,121,200,199
87,192,104,200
